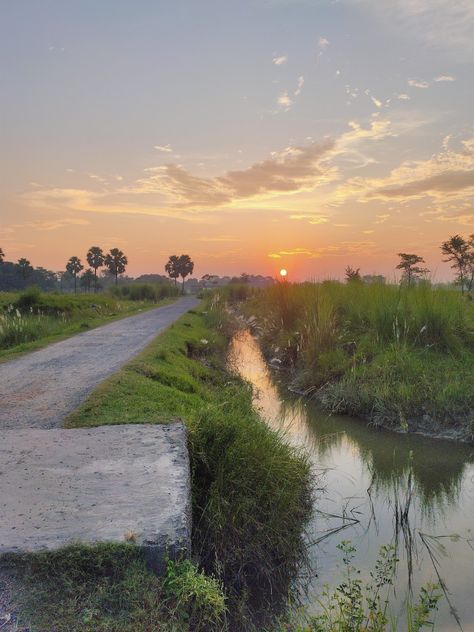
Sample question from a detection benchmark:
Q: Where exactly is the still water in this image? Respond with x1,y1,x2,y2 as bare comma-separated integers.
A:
229,331,474,631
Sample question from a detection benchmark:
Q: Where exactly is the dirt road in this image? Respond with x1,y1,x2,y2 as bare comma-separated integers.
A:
0,296,199,429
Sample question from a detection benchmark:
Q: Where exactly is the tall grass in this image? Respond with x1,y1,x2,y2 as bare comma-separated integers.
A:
0,287,173,353
247,282,474,432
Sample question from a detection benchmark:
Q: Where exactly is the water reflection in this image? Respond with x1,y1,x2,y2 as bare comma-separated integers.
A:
229,331,474,631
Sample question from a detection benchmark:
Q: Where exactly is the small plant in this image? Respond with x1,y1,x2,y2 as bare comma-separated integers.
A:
162,559,227,630
293,541,440,632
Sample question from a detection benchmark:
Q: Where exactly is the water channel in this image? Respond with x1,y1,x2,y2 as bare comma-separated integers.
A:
229,330,474,631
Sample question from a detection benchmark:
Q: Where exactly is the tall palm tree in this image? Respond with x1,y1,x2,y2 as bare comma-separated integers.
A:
86,246,105,292
105,248,128,285
66,256,84,294
17,258,33,280
165,255,180,286
176,254,194,294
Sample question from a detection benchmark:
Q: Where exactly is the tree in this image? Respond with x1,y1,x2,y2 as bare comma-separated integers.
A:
345,266,361,282
86,246,105,291
66,256,84,294
105,248,128,285
440,235,471,294
0,248,4,263
165,255,180,286
396,253,429,286
176,254,194,294
468,234,474,292
17,258,33,280
80,268,95,292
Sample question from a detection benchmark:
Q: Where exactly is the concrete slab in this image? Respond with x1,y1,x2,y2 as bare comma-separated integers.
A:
0,423,191,574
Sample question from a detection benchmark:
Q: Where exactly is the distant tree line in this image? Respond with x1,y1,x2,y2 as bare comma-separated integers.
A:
345,233,474,290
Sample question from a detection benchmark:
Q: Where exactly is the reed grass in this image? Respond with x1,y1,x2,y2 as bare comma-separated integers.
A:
247,281,474,434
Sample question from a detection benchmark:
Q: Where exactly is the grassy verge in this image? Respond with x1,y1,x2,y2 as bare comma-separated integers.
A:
24,302,312,630
2,543,226,632
0,287,178,362
244,281,474,440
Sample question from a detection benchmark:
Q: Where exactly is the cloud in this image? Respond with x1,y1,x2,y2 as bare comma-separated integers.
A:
408,79,430,89
289,213,328,224
88,173,107,184
371,96,383,108
154,144,173,152
268,241,377,259
397,93,411,100
335,136,474,211
25,218,90,231
272,55,287,65
350,0,474,56
21,117,422,221
277,91,293,109
294,75,305,96
318,37,330,50
25,140,337,215
434,75,456,82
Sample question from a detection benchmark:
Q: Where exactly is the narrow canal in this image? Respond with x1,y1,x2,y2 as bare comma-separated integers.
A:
229,330,474,631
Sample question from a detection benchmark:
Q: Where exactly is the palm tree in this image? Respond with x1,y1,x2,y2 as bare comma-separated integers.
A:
176,254,194,294
105,248,128,285
86,246,105,292
0,247,4,263
66,256,84,294
165,255,180,286
17,258,33,280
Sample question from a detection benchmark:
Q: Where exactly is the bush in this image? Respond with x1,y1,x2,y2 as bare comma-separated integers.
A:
111,283,180,302
14,286,42,311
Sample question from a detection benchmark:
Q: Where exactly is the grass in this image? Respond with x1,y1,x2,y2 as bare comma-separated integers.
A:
4,543,226,632
0,286,177,361
65,303,313,629
245,281,474,437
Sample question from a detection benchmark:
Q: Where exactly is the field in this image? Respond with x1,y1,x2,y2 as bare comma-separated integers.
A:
244,281,474,439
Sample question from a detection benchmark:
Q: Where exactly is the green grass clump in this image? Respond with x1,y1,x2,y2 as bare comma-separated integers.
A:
7,543,225,631
67,306,312,628
246,281,474,434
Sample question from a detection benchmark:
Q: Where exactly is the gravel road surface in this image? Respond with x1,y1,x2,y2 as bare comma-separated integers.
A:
0,296,198,430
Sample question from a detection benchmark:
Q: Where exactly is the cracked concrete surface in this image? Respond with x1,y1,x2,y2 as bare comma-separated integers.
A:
0,424,191,573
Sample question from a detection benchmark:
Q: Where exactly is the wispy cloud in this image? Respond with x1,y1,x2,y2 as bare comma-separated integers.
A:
331,136,474,217
434,75,456,82
272,55,287,65
351,0,474,56
277,91,293,109
408,79,430,89
294,75,305,96
154,144,173,152
268,241,377,259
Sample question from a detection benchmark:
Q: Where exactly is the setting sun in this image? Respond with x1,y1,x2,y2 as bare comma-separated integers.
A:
279,268,288,278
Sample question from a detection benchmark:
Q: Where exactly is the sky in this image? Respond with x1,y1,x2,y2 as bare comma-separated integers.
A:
1,0,474,281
